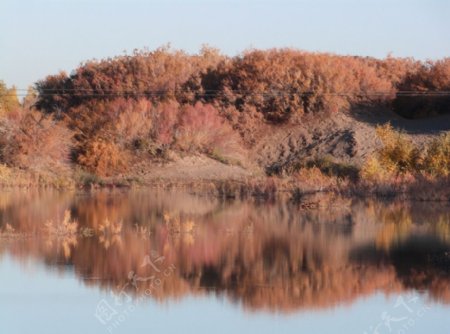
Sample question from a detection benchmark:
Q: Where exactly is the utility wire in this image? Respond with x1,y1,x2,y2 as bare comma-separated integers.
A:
3,89,450,98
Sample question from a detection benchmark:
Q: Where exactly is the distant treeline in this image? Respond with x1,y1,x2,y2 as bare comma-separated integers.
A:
35,47,450,121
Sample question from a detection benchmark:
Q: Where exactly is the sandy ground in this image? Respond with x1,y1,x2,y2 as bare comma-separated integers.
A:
132,154,257,183
131,108,450,182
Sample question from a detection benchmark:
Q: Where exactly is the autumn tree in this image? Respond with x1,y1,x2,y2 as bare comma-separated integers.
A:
0,80,20,115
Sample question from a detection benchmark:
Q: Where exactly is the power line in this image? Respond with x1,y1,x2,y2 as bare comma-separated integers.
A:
3,89,450,98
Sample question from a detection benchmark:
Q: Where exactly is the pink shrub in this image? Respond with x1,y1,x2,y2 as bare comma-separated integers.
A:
151,100,180,145
176,102,241,157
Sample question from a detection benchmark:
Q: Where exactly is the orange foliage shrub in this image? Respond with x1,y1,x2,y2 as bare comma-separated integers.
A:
199,49,394,122
112,99,153,147
394,58,450,118
222,104,265,147
35,48,398,123
77,138,129,177
375,56,421,87
66,98,154,174
36,47,449,124
36,46,224,113
0,109,72,172
67,98,153,146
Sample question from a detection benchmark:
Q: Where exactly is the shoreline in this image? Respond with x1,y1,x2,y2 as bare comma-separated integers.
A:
1,168,449,203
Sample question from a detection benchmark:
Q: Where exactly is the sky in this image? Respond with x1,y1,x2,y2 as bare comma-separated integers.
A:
0,0,449,90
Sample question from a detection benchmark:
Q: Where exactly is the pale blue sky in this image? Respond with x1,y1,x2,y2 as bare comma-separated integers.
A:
1,0,449,90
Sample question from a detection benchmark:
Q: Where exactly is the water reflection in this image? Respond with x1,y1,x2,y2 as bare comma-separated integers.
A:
0,190,449,312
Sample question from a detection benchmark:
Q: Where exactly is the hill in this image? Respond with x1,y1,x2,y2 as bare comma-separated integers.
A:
0,47,449,197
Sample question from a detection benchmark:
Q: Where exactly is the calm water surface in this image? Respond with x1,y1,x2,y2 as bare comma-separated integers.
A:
0,190,449,334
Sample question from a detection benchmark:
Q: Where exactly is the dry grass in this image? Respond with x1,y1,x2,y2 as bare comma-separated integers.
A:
98,218,123,235
37,210,126,251
0,223,20,239
292,167,343,193
97,218,123,248
44,210,78,236
0,163,74,188
163,212,196,234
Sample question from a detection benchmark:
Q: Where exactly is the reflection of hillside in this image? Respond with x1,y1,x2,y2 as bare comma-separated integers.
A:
351,235,450,304
0,191,450,312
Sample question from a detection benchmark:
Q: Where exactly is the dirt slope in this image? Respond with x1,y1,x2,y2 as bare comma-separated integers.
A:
253,108,450,174
129,109,449,183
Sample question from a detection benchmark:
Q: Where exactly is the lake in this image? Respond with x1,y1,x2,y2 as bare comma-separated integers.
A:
0,190,449,334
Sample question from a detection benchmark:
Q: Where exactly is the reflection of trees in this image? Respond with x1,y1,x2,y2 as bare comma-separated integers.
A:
351,235,450,304
1,191,450,312
373,203,413,250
